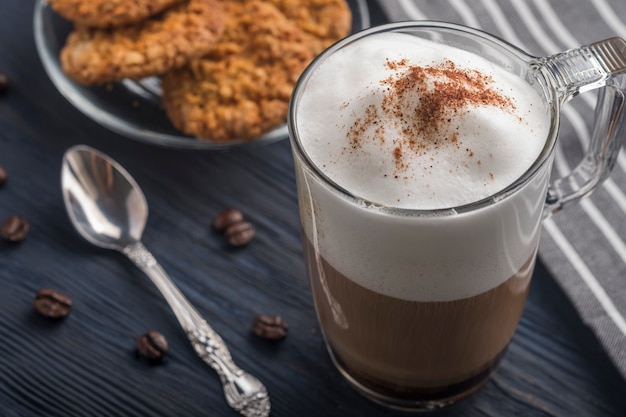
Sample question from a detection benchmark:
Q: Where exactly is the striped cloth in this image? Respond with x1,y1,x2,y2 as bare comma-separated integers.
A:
376,0,626,380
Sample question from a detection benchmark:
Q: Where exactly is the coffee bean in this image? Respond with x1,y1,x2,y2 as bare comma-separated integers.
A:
0,165,7,187
252,315,288,341
225,221,255,246
136,331,168,361
33,288,72,319
213,208,244,232
0,72,9,94
1,215,29,242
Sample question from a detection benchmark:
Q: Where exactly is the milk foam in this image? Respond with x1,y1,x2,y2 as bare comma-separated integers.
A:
297,33,549,209
293,32,553,302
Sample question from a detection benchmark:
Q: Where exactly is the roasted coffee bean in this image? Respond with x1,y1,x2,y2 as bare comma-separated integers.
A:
0,72,9,94
213,208,244,232
0,165,7,187
225,221,255,246
1,215,29,242
136,331,168,361
33,288,72,319
252,315,288,341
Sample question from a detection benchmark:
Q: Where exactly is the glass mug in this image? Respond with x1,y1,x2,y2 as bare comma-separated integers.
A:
288,22,626,411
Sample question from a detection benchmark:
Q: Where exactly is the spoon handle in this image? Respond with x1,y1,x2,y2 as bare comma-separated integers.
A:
123,241,270,417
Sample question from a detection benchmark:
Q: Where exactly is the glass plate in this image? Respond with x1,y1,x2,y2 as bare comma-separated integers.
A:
33,0,370,150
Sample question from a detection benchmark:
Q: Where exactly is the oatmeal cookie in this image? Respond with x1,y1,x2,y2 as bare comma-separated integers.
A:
47,0,185,28
265,0,352,54
161,1,313,142
60,0,224,85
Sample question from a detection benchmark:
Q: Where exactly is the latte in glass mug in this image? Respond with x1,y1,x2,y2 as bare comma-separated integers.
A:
288,22,626,410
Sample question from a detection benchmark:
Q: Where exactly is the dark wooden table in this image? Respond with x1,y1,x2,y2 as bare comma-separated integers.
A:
2,1,626,416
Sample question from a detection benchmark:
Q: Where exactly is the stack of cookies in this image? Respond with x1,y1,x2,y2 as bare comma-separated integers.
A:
50,0,352,142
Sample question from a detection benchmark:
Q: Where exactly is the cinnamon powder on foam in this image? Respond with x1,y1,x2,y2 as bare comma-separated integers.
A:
346,58,518,177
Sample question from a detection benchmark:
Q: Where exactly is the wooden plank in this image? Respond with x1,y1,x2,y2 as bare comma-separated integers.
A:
0,1,625,416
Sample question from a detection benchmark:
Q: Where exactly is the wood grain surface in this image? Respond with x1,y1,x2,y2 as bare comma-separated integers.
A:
1,1,625,416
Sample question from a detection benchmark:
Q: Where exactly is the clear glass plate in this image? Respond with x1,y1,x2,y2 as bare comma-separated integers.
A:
33,0,370,150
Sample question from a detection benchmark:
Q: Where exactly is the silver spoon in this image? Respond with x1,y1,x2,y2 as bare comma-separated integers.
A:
61,145,270,417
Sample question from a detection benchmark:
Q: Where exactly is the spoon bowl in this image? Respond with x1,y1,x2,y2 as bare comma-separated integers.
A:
62,145,147,249
61,145,270,417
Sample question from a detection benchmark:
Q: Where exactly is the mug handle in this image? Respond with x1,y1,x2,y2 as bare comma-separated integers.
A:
537,38,626,217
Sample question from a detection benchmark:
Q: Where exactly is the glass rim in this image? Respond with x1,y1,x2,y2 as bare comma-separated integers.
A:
288,20,560,217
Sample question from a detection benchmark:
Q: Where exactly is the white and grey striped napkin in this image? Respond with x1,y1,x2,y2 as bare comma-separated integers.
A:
376,0,626,380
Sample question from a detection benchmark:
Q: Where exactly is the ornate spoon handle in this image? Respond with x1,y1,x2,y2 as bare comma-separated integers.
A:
123,241,270,417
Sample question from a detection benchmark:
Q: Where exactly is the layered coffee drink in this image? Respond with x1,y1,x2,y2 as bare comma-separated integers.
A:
305,238,536,400
290,30,552,407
